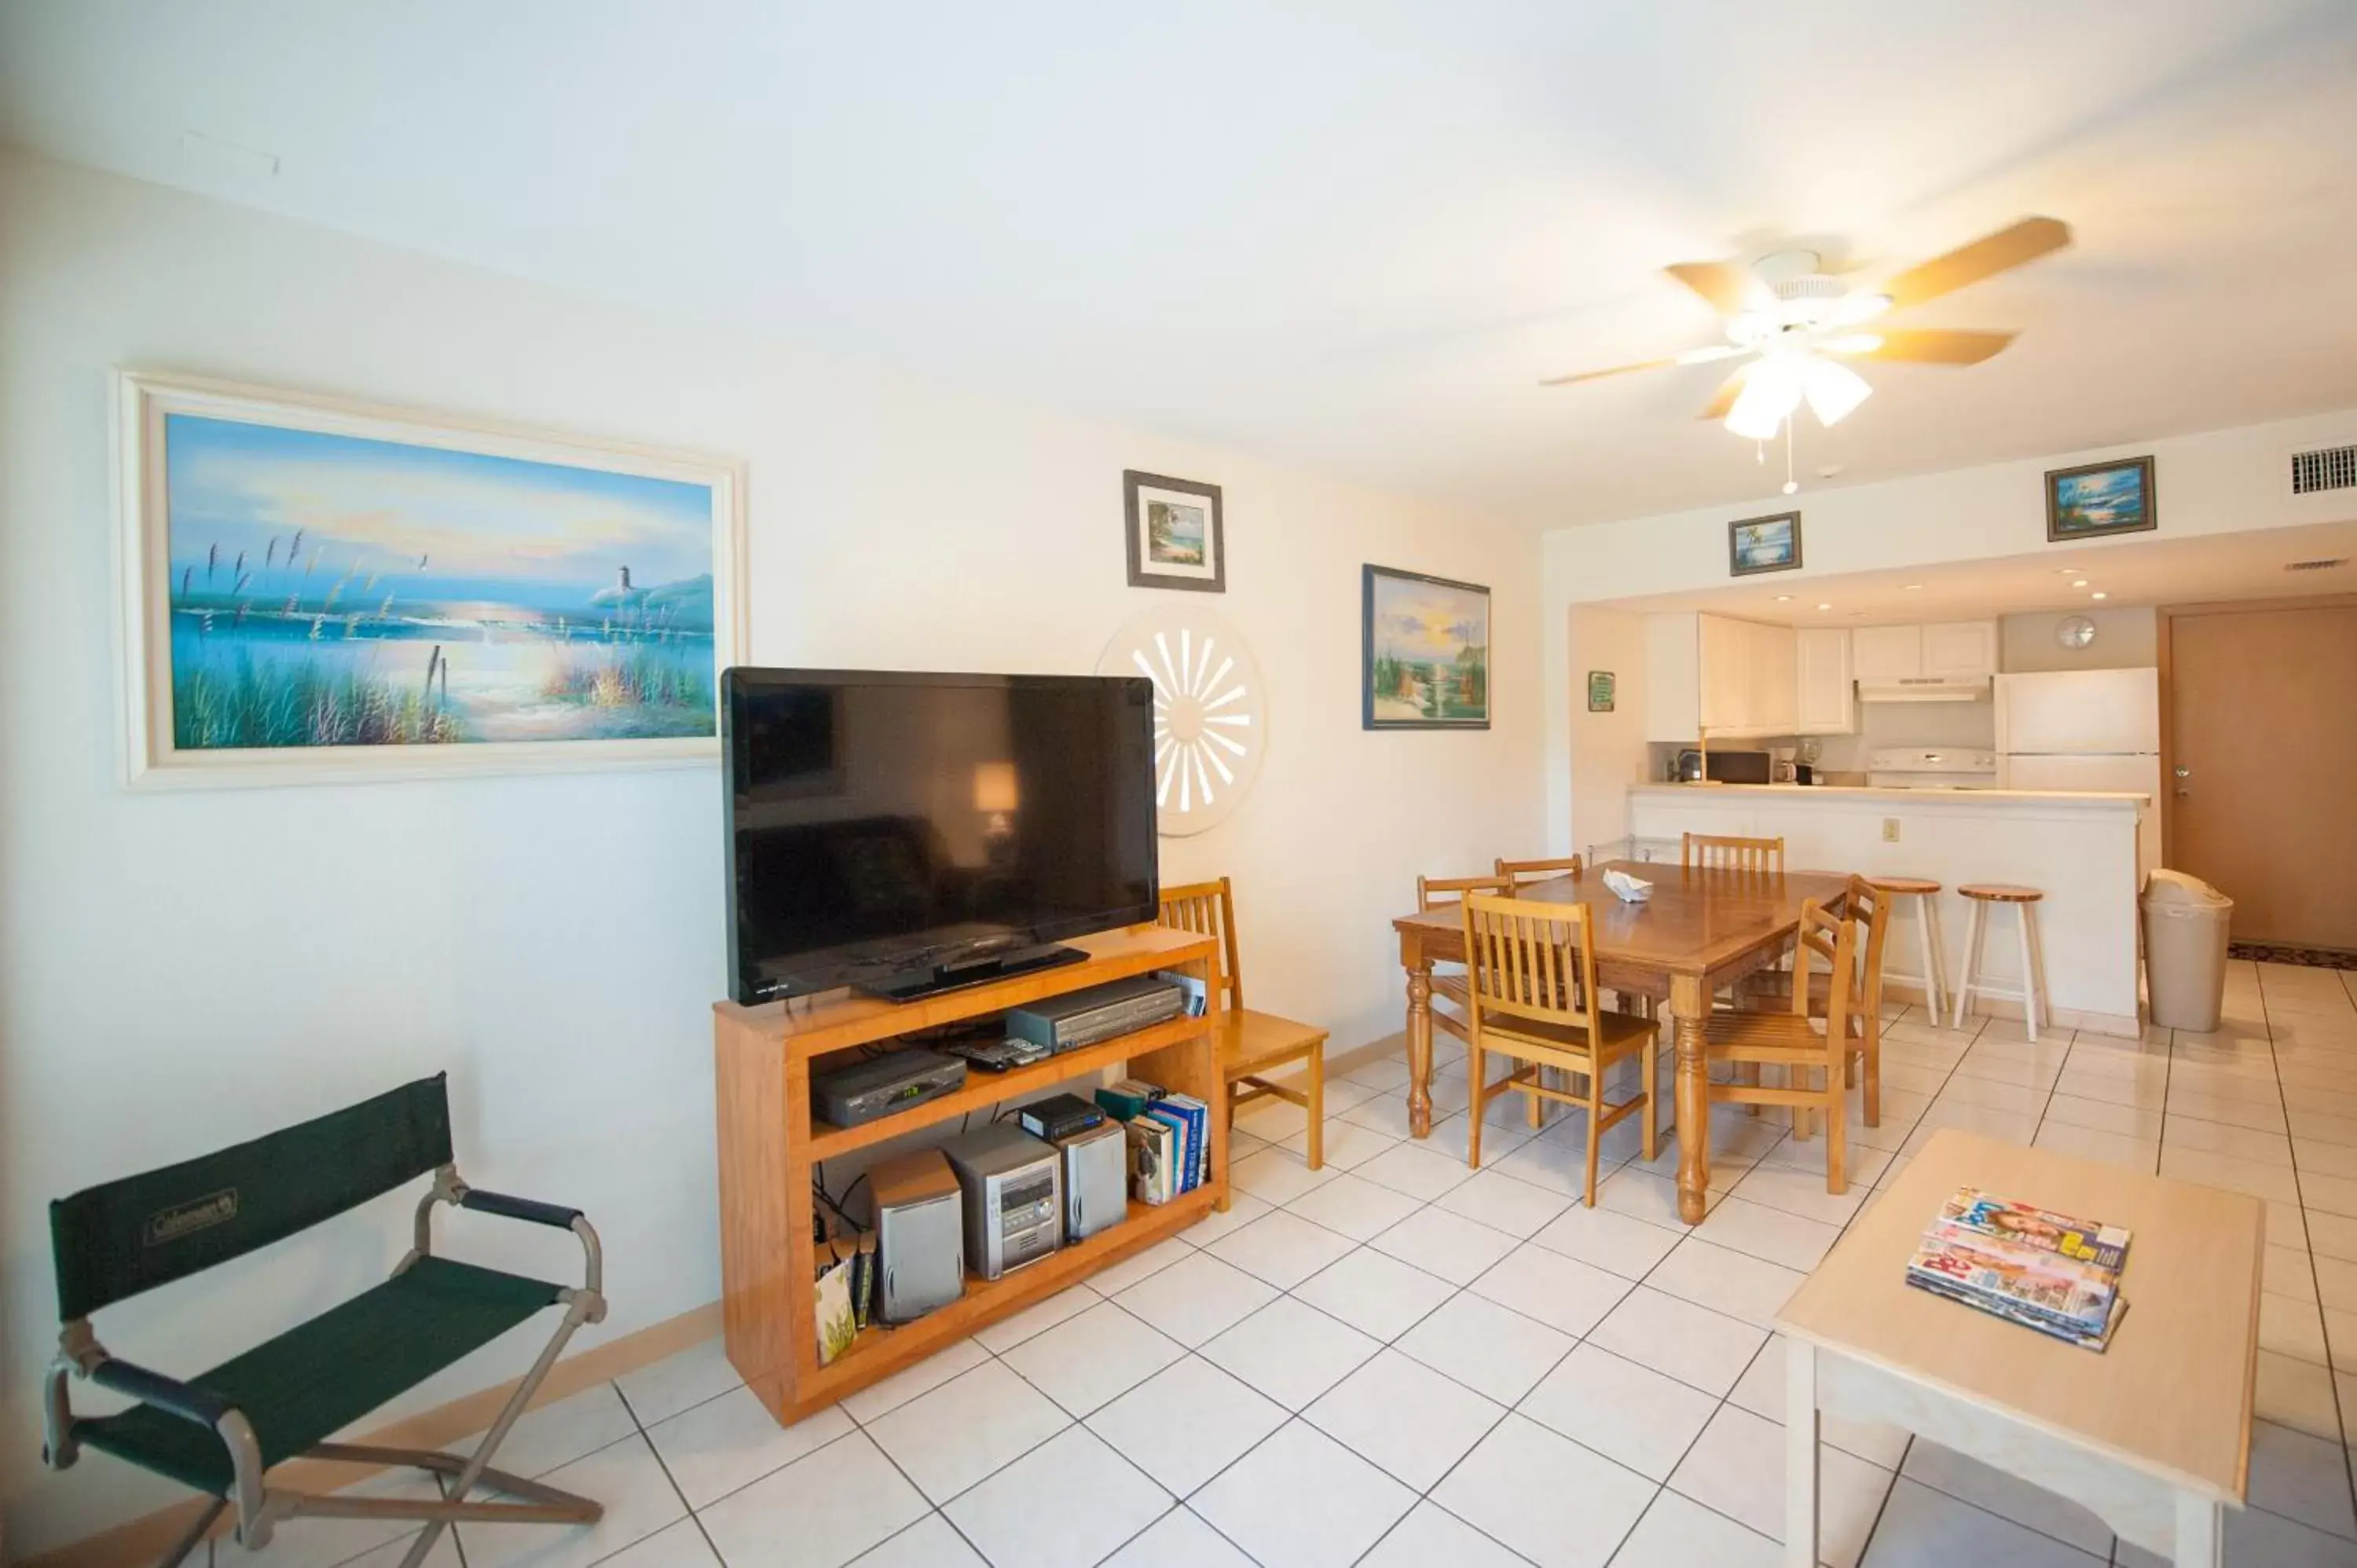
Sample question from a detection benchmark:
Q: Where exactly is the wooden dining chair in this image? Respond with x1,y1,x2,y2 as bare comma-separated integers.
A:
1415,873,1516,1048
1704,899,1860,1192
1494,854,1584,888
1683,833,1785,874
1738,874,1890,1130
1460,893,1657,1204
1159,877,1331,1167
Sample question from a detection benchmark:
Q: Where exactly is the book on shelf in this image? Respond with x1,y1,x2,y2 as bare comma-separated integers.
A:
1157,969,1210,1017
1164,1092,1211,1189
1124,1114,1175,1204
1904,1185,2132,1352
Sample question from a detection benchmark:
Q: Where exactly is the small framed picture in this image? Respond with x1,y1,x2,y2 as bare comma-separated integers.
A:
1124,470,1224,592
1728,511,1802,577
1363,565,1490,730
2046,456,2156,541
1586,671,1616,713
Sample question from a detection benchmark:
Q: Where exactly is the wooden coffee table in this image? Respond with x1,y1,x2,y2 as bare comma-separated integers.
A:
1777,1130,2263,1567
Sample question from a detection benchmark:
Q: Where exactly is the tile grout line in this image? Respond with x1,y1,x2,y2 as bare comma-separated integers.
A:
609,1379,731,1568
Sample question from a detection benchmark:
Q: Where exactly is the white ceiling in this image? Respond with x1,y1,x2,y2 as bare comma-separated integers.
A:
5,2,2357,526
1598,519,2357,625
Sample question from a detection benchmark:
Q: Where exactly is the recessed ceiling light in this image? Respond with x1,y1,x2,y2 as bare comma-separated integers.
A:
2058,567,2080,575
1773,594,1793,602
2090,591,2109,600
1902,583,1923,591
2071,579,2089,588
1816,602,1833,611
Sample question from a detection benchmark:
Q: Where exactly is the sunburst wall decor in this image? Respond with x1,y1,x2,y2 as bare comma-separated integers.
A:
1097,609,1266,837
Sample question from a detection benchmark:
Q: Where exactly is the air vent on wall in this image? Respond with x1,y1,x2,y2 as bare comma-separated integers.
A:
2285,558,2348,573
2290,443,2357,495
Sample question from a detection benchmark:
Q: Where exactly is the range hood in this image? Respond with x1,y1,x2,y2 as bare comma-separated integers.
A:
1857,675,1992,704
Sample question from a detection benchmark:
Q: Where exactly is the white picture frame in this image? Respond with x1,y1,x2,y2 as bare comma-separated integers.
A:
115,370,747,787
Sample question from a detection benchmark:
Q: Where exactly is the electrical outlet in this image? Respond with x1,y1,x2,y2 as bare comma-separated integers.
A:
1881,818,1901,843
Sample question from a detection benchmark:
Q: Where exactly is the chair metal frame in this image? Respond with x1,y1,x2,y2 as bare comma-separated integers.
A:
42,1091,607,1568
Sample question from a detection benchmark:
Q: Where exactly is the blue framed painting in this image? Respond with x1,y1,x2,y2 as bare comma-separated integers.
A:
2046,456,2156,541
118,372,745,785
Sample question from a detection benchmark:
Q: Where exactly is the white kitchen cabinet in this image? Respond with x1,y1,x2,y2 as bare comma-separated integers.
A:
1645,610,1798,739
1851,625,1923,682
1851,620,1998,684
1923,619,2000,679
1644,611,1700,742
1750,622,1798,733
1795,628,1855,734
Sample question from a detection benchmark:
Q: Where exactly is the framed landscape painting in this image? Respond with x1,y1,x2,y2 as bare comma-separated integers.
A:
1728,511,1802,577
1363,565,1490,730
118,371,746,786
2047,456,2156,541
1123,470,1225,592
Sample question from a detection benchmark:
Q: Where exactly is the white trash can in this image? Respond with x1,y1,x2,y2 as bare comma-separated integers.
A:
2142,869,2234,1031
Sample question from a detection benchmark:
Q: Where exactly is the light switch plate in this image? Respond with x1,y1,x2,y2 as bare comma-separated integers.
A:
1881,818,1901,842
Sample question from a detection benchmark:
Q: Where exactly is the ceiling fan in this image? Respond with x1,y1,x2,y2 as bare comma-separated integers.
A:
1541,217,2073,439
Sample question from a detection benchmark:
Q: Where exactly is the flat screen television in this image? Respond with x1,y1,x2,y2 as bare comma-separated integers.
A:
722,669,1160,1005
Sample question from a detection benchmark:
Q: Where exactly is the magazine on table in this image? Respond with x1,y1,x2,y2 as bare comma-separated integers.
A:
1904,1185,2132,1352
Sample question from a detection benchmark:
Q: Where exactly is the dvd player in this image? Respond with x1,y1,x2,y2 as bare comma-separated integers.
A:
1006,976,1183,1054
812,1049,967,1127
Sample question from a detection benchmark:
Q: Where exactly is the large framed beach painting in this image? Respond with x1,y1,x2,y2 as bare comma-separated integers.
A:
1362,564,1490,731
118,372,746,786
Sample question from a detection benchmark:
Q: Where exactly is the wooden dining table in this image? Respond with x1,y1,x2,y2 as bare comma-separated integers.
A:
1392,859,1851,1224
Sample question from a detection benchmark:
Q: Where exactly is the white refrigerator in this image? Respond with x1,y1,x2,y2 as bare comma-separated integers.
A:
1995,667,2163,875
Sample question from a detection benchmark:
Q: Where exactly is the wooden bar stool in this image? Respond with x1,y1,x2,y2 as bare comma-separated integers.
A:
1869,876,1952,1020
1952,885,2052,1041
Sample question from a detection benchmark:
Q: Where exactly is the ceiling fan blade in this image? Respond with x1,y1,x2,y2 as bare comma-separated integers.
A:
1538,343,1742,387
1838,328,2018,365
1696,368,1749,421
1664,261,1761,317
1879,217,2071,310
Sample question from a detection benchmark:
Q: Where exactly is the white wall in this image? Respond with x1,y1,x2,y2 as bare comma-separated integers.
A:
1542,408,2357,851
0,150,1545,1554
1562,607,1651,855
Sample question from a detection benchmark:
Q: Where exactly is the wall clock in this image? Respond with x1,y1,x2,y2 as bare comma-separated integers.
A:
1097,609,1266,837
2055,614,2098,650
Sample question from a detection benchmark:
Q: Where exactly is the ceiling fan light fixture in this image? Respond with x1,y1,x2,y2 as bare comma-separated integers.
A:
1802,359,1873,427
1725,354,1805,439
1824,332,1885,355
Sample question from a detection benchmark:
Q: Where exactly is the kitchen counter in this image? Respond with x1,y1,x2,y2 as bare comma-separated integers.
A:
1624,783,2150,1033
1629,783,2149,808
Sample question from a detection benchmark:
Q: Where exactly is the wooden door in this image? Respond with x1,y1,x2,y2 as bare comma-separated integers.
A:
2166,599,2357,949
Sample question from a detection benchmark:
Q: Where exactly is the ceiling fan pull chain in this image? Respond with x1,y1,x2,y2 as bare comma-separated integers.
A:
1783,417,1799,495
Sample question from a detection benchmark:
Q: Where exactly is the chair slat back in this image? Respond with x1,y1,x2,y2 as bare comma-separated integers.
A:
1787,900,1859,1046
1461,893,1599,1039
1416,872,1512,912
49,1075,455,1321
1683,833,1785,874
1158,876,1243,1012
1846,874,1891,1024
1494,855,1585,888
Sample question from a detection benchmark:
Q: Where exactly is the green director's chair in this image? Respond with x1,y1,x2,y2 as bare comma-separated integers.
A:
42,1074,607,1568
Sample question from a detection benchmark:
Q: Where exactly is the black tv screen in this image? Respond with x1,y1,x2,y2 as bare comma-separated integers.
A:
722,669,1160,1004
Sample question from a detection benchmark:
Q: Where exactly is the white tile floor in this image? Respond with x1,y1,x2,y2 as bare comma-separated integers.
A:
226,962,2357,1568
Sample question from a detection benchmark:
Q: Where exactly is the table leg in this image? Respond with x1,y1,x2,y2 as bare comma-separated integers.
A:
1406,959,1434,1139
1785,1339,1819,1568
1672,973,1710,1225
2174,1493,2222,1567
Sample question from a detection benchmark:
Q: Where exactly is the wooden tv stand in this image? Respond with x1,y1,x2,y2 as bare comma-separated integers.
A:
713,923,1226,1426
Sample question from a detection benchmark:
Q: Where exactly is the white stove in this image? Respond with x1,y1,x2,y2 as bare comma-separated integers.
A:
1866,747,1998,789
